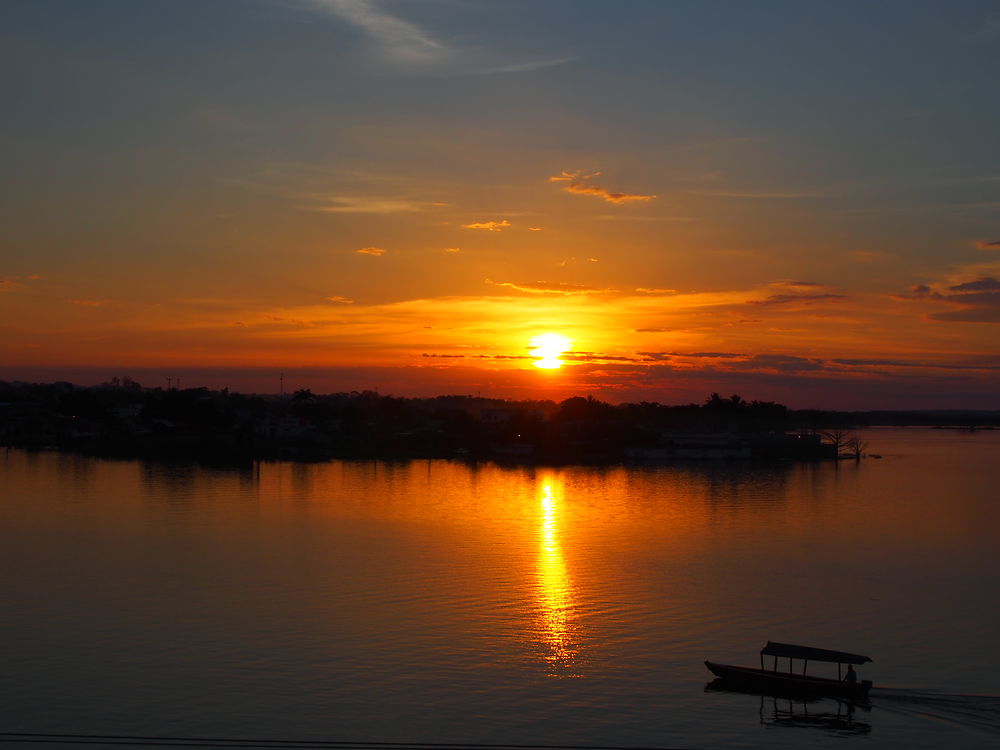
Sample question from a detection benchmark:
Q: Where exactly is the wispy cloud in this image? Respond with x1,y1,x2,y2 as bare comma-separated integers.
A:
748,293,848,306
895,274,1000,323
931,277,1000,322
308,196,448,214
463,220,510,231
595,214,695,222
443,247,461,253
950,278,1000,292
771,280,823,289
691,188,825,199
550,170,656,204
634,287,678,295
308,0,446,65
832,357,1000,372
305,1,575,75
355,246,387,256
669,351,746,359
730,354,826,372
326,296,354,304
488,280,614,296
0,274,41,292
477,57,577,75
976,239,1000,250
748,281,845,306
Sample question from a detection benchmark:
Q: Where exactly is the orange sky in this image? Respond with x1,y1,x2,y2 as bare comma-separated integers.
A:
2,2,998,408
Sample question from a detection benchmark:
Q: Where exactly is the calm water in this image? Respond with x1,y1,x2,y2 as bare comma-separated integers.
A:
2,428,999,749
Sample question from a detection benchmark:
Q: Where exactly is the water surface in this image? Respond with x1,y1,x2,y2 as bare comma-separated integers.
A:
2,428,998,748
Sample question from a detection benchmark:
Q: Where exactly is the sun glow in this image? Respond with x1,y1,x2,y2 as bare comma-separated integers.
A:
530,332,572,369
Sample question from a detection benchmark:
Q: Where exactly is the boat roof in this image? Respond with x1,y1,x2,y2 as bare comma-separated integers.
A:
761,641,872,664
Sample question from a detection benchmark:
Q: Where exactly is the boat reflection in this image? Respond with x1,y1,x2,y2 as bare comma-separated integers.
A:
535,475,581,676
706,678,871,736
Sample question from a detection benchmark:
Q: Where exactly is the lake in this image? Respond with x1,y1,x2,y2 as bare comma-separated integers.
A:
2,428,998,749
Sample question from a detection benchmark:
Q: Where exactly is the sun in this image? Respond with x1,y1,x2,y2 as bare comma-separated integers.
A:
530,332,572,369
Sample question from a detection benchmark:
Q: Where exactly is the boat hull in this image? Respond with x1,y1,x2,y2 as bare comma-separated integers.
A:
705,661,871,699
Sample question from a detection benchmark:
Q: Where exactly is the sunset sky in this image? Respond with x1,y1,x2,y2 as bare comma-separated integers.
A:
3,0,999,408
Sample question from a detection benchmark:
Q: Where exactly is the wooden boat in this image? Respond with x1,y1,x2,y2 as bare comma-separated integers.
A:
705,641,872,699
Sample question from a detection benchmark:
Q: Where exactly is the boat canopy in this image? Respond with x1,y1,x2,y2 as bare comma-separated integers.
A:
761,641,872,665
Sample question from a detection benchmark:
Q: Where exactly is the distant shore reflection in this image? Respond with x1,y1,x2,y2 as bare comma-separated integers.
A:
535,474,582,676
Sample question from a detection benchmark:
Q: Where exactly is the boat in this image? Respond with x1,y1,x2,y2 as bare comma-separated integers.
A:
705,641,873,699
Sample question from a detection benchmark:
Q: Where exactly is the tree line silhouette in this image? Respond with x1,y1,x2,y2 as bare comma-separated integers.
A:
1,380,995,464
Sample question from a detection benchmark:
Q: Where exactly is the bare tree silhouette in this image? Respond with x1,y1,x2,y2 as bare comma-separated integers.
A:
845,435,869,459
819,428,852,456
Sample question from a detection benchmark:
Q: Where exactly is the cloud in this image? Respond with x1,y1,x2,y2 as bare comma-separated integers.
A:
561,353,644,363
595,214,695,222
635,287,678,295
528,227,543,232
949,278,1000,292
672,351,746,359
556,256,598,267
635,351,673,359
749,293,848,306
771,280,823,289
730,354,826,373
355,247,386,256
832,357,1000,372
326,296,354,304
309,196,448,214
477,57,577,75
550,170,656,205
895,284,934,299
831,358,924,369
308,0,446,65
305,1,575,76
931,292,1000,322
443,247,461,253
691,188,825,199
975,240,1000,250
1,274,41,292
68,299,107,307
489,280,614,296
901,276,1000,322
463,220,510,231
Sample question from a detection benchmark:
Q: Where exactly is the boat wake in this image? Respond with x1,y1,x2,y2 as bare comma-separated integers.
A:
872,688,1000,735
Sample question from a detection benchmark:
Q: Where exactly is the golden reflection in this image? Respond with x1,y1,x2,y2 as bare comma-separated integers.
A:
536,474,581,675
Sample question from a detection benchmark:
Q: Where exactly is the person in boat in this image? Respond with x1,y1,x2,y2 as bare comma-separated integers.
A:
844,664,857,686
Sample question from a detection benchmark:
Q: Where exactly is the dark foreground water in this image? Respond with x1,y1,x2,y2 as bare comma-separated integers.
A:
2,428,999,749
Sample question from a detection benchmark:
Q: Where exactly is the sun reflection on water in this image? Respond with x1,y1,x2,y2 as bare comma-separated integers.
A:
536,475,581,676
